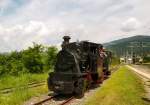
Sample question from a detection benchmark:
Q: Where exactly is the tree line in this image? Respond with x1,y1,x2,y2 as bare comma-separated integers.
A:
0,43,58,76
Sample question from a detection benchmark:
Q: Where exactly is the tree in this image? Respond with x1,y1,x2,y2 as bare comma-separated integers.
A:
45,46,58,70
0,54,9,75
0,43,58,76
22,43,44,73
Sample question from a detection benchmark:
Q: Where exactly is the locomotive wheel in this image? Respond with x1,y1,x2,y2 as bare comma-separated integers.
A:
74,79,86,98
106,71,111,75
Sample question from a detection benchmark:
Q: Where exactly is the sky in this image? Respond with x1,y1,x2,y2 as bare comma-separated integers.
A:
0,0,150,52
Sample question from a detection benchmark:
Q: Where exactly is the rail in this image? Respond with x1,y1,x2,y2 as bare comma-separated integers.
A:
0,81,46,94
33,95,74,105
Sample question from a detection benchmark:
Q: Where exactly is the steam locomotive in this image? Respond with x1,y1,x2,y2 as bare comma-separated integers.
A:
47,36,111,97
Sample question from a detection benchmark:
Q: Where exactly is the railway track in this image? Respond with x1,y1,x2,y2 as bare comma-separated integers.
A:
33,94,74,105
0,65,120,95
59,96,74,105
31,65,120,105
0,81,46,94
33,95,57,105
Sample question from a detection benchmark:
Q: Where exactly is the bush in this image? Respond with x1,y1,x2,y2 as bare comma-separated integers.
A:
0,43,58,76
45,46,58,70
143,56,150,63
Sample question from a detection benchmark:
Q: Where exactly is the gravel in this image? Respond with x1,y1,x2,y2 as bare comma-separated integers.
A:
23,85,101,105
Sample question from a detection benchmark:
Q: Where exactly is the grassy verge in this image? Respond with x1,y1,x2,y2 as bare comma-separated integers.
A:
0,85,48,105
0,73,47,90
85,66,149,105
0,73,49,105
110,57,120,69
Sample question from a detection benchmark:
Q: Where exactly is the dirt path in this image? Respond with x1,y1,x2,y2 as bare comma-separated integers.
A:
127,65,150,102
127,65,150,79
132,65,150,75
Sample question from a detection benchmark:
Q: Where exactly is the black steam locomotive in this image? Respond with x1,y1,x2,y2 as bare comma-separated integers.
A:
47,36,111,97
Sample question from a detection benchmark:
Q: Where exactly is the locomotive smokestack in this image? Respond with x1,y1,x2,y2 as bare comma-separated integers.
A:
63,36,70,43
61,36,71,48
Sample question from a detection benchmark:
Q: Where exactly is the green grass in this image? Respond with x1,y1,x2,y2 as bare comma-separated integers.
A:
85,66,149,105
0,84,48,105
110,57,120,69
0,73,49,105
0,73,47,90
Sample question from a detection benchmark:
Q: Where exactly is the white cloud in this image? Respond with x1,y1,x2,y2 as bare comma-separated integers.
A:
121,17,141,32
0,21,51,51
0,0,150,52
0,0,11,8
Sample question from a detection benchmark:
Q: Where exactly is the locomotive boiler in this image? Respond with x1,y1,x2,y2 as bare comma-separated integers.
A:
47,36,111,97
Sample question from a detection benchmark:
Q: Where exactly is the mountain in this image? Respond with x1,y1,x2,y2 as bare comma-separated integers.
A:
104,35,150,57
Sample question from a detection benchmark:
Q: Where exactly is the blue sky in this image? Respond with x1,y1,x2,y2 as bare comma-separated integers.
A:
0,0,25,16
0,0,150,52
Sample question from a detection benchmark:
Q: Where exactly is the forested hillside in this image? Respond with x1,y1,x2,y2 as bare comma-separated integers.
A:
104,35,150,58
